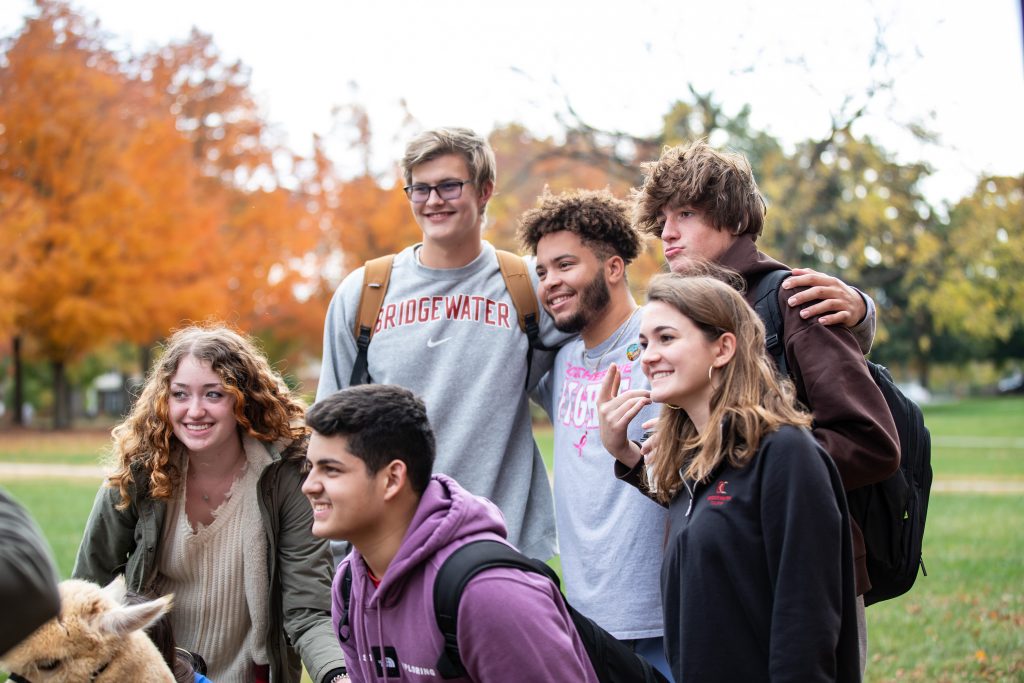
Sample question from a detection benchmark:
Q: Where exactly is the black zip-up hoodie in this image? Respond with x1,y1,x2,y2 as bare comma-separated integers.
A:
619,425,861,682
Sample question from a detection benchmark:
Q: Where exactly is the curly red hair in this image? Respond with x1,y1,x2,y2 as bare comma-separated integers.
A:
107,324,307,509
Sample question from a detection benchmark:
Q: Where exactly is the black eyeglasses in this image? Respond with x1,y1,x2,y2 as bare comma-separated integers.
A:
403,180,473,203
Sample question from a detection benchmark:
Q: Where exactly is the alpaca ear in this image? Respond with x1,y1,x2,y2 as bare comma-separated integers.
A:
98,594,173,637
101,575,128,603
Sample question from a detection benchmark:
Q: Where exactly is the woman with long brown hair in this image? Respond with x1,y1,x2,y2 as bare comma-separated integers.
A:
599,274,860,682
74,325,346,683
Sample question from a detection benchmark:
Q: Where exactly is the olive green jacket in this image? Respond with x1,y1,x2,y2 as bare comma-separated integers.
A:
72,443,344,683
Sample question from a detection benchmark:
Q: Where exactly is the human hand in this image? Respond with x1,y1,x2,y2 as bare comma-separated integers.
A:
783,267,866,328
597,363,651,468
638,418,660,461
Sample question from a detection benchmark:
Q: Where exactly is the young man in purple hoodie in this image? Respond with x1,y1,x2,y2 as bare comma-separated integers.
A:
302,384,599,683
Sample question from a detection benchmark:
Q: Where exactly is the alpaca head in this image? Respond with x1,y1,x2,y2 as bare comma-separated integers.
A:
0,576,173,682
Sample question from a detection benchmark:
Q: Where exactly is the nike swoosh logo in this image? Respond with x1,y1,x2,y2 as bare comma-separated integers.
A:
426,337,453,348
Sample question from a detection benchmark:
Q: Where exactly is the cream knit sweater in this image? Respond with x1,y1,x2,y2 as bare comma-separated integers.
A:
157,436,272,683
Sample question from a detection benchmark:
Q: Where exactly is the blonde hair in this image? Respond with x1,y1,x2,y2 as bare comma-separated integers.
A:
107,324,307,509
645,274,810,503
632,140,766,240
401,127,496,192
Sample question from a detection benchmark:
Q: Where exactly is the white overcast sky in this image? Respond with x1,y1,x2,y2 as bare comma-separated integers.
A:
2,0,1022,205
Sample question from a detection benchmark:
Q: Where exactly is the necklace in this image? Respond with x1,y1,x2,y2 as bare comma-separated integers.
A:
189,451,247,505
582,307,639,372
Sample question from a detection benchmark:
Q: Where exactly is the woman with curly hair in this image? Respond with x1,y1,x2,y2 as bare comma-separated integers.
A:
74,325,346,683
598,275,861,682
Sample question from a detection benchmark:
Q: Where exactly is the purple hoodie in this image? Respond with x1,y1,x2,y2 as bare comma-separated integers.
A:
331,474,598,682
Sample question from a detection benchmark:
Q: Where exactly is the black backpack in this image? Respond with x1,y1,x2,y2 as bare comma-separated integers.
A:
338,540,669,683
751,269,933,606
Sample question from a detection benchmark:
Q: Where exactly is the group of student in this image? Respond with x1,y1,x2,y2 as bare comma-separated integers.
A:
2,127,900,683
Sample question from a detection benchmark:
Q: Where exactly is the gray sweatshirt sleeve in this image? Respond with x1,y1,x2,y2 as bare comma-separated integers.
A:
316,268,364,402
851,289,877,355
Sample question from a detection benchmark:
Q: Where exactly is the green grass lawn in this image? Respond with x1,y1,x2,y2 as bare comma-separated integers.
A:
866,493,1024,681
0,429,111,465
924,397,1024,480
2,395,1022,681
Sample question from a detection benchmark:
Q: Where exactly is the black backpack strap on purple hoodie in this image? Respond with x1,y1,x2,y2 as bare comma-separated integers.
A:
433,540,552,678
431,539,669,683
337,562,352,644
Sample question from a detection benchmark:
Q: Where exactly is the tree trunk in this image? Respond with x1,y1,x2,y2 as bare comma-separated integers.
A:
139,343,152,378
917,355,931,391
52,359,72,430
12,336,24,426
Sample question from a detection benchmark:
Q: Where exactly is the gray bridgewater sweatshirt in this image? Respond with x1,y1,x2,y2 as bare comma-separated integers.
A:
317,242,567,560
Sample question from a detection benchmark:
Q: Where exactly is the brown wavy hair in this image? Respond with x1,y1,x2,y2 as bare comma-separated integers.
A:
517,188,644,266
107,325,308,509
645,274,810,503
632,140,767,240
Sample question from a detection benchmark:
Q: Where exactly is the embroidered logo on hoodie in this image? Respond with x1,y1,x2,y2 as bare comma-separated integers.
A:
707,480,732,506
371,646,400,678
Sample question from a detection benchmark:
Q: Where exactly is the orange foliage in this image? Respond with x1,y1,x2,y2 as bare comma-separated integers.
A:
487,124,663,291
0,2,222,363
0,2,331,377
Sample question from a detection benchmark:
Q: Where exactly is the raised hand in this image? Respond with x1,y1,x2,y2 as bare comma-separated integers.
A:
597,363,651,468
638,417,660,461
783,267,866,327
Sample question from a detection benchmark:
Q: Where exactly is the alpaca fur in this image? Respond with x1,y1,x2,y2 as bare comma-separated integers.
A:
0,576,174,682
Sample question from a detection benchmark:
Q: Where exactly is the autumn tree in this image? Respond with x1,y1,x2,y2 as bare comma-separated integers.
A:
921,176,1024,365
0,1,226,427
486,123,662,290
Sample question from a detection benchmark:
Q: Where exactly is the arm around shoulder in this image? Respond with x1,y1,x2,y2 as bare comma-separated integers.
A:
785,309,899,490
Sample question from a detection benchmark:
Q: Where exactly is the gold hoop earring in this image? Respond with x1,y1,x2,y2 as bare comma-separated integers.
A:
666,403,681,410
708,365,715,382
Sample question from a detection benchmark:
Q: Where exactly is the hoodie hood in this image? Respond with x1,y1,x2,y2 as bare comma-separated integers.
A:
377,474,507,602
719,234,788,281
331,474,602,683
334,474,507,617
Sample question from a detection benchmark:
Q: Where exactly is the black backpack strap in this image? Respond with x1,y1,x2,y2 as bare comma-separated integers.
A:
349,254,395,386
337,563,352,644
750,269,792,378
433,540,554,678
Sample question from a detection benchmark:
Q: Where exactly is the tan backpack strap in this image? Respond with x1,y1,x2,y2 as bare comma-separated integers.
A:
495,250,537,333
353,254,395,340
349,254,394,386
496,250,556,390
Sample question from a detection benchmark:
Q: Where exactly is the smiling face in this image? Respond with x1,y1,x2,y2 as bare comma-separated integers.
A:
168,355,240,457
536,230,612,334
409,153,492,255
301,432,387,544
639,300,723,420
660,204,739,274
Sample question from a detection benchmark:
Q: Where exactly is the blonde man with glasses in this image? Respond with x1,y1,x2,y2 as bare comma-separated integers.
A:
317,128,568,563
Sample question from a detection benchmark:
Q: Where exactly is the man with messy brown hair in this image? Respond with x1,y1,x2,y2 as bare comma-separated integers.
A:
518,188,672,679
628,139,900,671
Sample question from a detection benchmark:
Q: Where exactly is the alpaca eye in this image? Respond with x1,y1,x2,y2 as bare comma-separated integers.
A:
38,658,63,671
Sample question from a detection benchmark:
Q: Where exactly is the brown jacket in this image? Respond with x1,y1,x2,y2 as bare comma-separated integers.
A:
721,236,900,594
